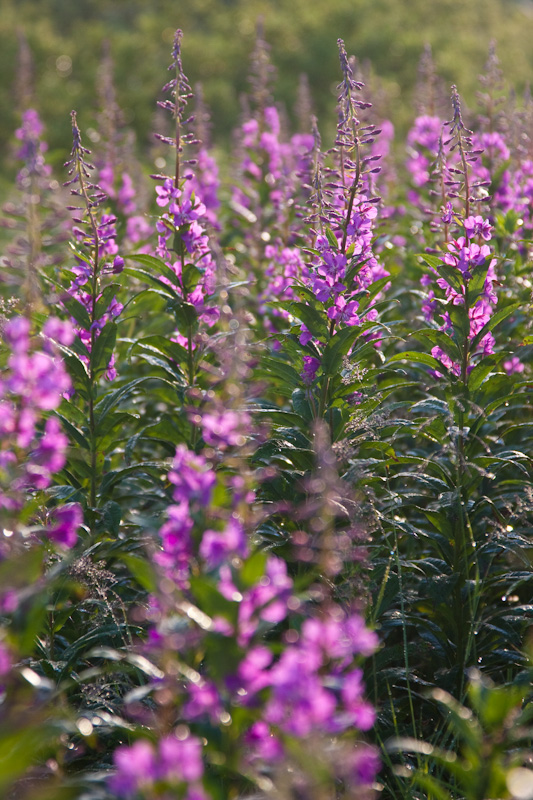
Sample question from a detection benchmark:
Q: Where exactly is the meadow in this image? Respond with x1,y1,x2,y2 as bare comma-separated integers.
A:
0,23,532,800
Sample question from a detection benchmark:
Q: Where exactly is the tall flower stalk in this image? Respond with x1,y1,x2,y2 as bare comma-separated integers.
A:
63,111,123,518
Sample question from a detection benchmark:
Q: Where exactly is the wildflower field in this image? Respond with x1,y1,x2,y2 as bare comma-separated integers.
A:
1,24,533,800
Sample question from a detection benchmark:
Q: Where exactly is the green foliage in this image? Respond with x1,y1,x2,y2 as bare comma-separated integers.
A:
388,668,533,800
1,0,533,187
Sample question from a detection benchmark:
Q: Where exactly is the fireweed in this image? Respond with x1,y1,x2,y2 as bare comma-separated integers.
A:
111,416,380,799
270,38,392,427
229,27,315,342
1,108,71,308
0,315,81,548
64,111,124,383
0,27,532,800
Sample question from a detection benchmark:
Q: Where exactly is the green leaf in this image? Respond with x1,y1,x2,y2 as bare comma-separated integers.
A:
125,253,183,290
0,722,62,794
182,262,203,294
325,226,338,248
291,388,314,421
90,321,117,375
289,301,328,339
388,350,443,372
239,551,267,588
59,351,91,394
172,300,198,331
97,501,122,536
99,462,163,495
122,554,157,592
468,354,506,392
95,283,121,318
94,376,159,425
133,334,188,365
447,301,470,340
59,293,92,330
411,329,461,363
468,264,490,301
53,413,90,450
322,325,360,375
259,355,302,388
355,276,392,312
417,253,444,271
123,267,180,300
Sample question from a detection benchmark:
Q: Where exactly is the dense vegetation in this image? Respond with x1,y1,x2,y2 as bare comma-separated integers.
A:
2,0,533,187
0,15,533,800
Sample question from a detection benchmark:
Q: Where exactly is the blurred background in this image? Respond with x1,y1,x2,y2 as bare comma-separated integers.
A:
1,0,533,190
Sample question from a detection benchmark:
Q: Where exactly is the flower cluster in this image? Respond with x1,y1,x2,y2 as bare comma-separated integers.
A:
14,109,51,185
153,177,218,327
293,41,389,378
0,315,81,546
64,112,123,381
110,733,206,800
150,31,220,345
421,213,498,375
235,607,378,742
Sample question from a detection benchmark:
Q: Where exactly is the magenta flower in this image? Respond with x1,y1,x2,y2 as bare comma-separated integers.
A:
199,517,248,567
245,721,284,762
110,740,158,797
327,295,360,326
42,317,75,347
46,503,82,548
301,356,321,386
200,410,250,449
504,356,525,375
464,215,492,241
158,734,204,783
182,680,221,721
168,444,216,506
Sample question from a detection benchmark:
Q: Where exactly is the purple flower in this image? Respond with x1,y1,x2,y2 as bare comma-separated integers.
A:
0,643,11,677
46,503,82,548
112,256,125,274
43,317,75,347
168,445,216,506
265,647,337,736
4,317,31,353
118,173,136,214
504,356,524,375
238,556,293,644
182,681,221,721
346,745,381,785
110,740,158,797
340,669,376,730
245,721,284,762
327,295,360,327
464,215,492,241
200,410,250,449
158,734,204,783
26,417,68,489
301,356,321,386
199,517,248,567
235,645,273,697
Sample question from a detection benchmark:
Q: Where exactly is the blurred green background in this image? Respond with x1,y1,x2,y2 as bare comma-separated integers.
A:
1,0,533,186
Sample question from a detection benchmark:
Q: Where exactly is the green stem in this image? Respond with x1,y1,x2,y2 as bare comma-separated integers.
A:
454,284,472,699
340,138,360,255
386,468,418,741
75,149,101,521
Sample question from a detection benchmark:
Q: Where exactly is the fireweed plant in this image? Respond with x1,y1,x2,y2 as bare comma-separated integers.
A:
0,27,532,800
